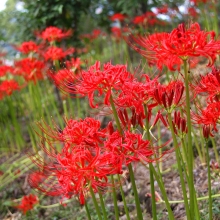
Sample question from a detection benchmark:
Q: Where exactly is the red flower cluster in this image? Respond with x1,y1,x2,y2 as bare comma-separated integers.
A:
39,26,72,42
28,118,122,204
115,74,158,114
0,65,14,77
193,67,220,102
104,130,154,165
16,194,38,214
16,41,39,54
70,61,134,108
80,29,103,42
0,79,19,99
130,22,220,70
28,115,157,204
110,13,127,21
192,102,220,135
14,58,45,82
153,81,184,112
44,46,75,61
192,67,220,137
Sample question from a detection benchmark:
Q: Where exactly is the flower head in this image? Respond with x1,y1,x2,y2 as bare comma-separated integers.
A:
192,101,220,136
153,81,184,112
16,194,38,214
29,117,122,204
16,41,39,54
0,65,14,77
68,61,133,108
193,67,220,102
44,46,75,61
40,26,72,42
104,130,154,165
130,22,220,70
115,74,158,114
0,79,19,99
14,58,45,82
110,13,127,21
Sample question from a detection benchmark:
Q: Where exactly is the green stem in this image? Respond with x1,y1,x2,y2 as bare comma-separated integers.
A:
76,95,81,118
109,95,122,134
192,130,204,163
110,94,143,219
210,137,219,164
117,174,131,220
128,164,143,220
143,105,157,220
149,165,175,220
89,186,102,220
183,59,195,217
85,202,92,220
167,113,191,220
110,175,119,220
98,190,108,220
206,140,213,220
180,139,200,220
157,120,163,173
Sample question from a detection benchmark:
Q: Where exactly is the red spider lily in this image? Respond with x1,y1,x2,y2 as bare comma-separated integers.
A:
151,111,168,128
50,69,75,86
188,7,199,18
29,117,122,204
16,194,38,214
14,58,45,82
203,124,214,138
80,29,102,42
132,15,147,25
111,27,122,39
172,111,188,137
65,61,133,108
0,79,20,98
153,81,184,112
132,11,157,26
16,41,39,54
156,5,168,14
66,57,82,72
104,130,155,165
193,67,220,102
61,117,107,146
35,117,107,150
118,108,144,130
192,101,220,135
110,13,127,21
39,26,72,42
29,146,122,204
0,65,14,77
129,22,220,70
115,74,158,114
44,46,75,61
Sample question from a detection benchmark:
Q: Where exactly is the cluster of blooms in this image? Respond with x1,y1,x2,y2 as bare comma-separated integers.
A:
0,61,20,99
0,79,20,100
28,116,156,204
26,21,220,211
16,194,38,214
0,26,81,100
80,29,104,43
132,11,167,27
37,26,72,42
192,67,220,137
129,22,220,70
29,54,187,204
